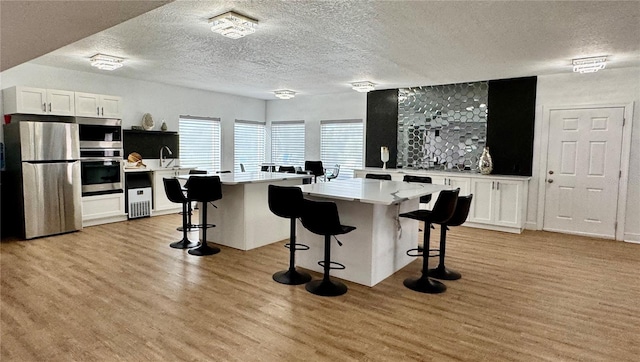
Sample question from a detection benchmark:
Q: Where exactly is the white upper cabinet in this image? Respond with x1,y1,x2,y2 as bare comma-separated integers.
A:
75,92,122,118
3,86,75,116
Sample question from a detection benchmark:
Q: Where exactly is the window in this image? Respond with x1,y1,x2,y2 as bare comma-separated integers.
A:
320,119,364,180
271,121,305,168
234,120,266,173
179,116,221,173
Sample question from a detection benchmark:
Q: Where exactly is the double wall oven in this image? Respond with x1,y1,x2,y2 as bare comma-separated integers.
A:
76,117,123,196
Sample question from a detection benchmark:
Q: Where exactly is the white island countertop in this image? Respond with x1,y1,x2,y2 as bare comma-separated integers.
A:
178,171,311,185
298,178,448,205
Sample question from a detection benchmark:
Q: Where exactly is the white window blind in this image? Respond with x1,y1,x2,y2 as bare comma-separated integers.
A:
271,121,305,168
179,116,221,173
234,120,266,173
321,119,364,180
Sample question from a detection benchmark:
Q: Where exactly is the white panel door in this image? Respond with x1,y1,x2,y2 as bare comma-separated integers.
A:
544,108,624,238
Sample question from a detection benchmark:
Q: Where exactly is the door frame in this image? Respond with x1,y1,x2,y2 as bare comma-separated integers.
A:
536,102,634,241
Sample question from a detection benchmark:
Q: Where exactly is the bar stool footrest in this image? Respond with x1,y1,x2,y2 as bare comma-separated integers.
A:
428,248,440,258
285,243,310,251
317,260,346,270
178,223,215,232
406,248,424,257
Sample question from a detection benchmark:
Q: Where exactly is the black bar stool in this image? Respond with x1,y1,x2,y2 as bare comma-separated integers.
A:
399,188,459,294
365,173,392,180
278,166,296,173
403,175,433,204
163,178,199,249
268,185,312,285
182,169,207,230
428,194,473,280
304,161,325,182
300,199,355,297
187,176,223,256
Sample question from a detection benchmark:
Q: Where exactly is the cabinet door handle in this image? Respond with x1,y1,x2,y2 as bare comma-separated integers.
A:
97,107,100,115
43,103,46,112
48,103,51,112
101,107,104,116
492,181,494,189
497,181,500,190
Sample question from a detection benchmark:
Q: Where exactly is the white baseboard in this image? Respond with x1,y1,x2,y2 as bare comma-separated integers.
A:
624,232,640,244
525,221,538,230
463,221,523,234
82,214,127,227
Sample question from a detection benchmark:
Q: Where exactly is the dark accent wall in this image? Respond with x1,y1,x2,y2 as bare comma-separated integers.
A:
365,89,398,168
487,77,537,176
123,130,179,160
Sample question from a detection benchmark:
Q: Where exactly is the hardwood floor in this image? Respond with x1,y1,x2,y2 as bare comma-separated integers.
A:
2,214,639,361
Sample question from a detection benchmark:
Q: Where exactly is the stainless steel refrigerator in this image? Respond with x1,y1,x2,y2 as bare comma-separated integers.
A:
3,121,82,239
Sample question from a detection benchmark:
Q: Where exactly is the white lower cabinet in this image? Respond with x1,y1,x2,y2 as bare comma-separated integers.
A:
354,168,529,233
152,169,191,213
469,178,527,232
82,193,126,226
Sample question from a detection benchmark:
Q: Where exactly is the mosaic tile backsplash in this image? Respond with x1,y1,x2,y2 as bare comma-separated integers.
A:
397,81,488,171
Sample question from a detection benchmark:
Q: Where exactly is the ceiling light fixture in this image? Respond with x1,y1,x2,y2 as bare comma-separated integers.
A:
572,56,607,73
209,11,258,39
351,81,376,92
274,90,296,99
90,53,124,71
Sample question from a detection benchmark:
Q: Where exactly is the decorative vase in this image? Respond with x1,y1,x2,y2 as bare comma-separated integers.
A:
381,146,389,169
160,120,168,132
479,146,493,175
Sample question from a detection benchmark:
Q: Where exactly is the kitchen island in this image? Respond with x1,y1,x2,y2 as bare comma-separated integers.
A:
179,172,311,250
296,178,449,287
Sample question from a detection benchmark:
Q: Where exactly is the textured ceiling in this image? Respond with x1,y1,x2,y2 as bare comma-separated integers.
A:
10,1,640,100
0,0,173,71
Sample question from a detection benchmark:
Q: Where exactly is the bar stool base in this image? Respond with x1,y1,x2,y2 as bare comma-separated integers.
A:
428,267,461,280
273,269,312,285
188,243,220,256
170,239,200,249
305,279,347,297
403,276,447,294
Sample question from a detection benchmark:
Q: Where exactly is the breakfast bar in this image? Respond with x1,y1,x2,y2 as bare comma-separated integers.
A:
296,178,449,287
179,172,311,250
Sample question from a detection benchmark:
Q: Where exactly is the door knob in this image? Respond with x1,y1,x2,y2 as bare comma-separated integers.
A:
548,170,554,175
548,179,554,183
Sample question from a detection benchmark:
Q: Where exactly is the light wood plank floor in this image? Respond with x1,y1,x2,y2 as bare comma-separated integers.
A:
2,213,639,361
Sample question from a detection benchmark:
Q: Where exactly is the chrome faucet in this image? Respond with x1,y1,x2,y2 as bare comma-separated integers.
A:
160,145,174,168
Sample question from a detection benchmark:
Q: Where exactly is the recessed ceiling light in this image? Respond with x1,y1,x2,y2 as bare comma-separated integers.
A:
209,11,258,39
90,53,124,71
274,90,296,99
572,56,607,73
351,81,376,92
